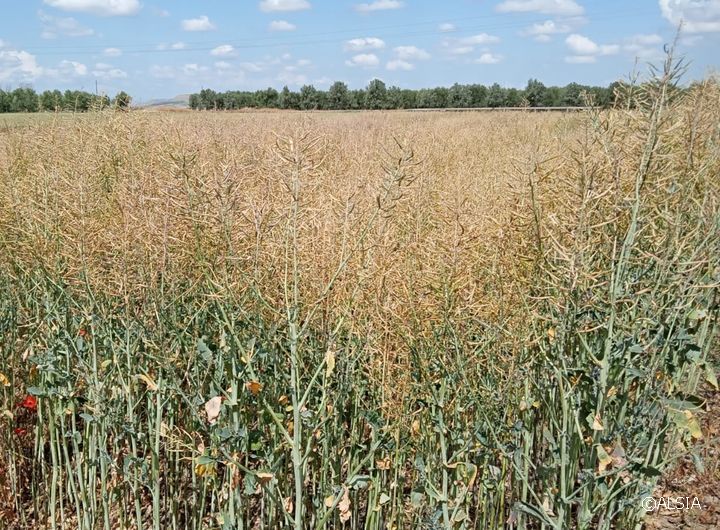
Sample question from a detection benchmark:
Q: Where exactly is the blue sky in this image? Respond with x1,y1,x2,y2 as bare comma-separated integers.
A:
0,0,718,102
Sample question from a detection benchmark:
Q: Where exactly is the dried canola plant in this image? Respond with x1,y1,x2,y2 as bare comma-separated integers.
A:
0,58,718,529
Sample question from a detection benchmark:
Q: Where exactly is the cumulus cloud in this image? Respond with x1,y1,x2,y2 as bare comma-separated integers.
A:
623,33,664,59
476,53,503,64
92,62,127,78
104,47,122,56
150,65,175,79
0,48,43,83
43,0,140,16
182,15,215,31
183,63,208,75
210,44,236,57
460,33,501,45
439,23,455,32
659,0,720,33
355,1,405,12
386,59,414,71
344,37,385,51
58,59,88,76
269,20,296,31
566,33,618,55
565,55,596,63
496,0,583,16
345,53,380,67
39,11,95,38
564,34,619,63
394,45,430,60
214,61,232,69
522,19,572,41
447,46,474,55
259,0,311,12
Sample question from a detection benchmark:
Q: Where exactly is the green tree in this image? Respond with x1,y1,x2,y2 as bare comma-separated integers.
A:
525,78,547,107
299,85,319,110
327,81,350,110
113,91,132,110
365,79,387,110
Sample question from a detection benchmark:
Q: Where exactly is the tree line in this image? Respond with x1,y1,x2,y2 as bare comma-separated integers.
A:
0,88,132,113
189,78,623,111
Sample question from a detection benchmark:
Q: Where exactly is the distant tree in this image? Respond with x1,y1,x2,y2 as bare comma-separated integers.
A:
40,90,63,111
365,79,387,109
486,83,505,108
256,87,279,108
0,90,10,113
525,78,547,107
469,84,488,107
10,87,38,112
299,84,319,110
189,93,200,110
113,91,132,110
327,81,350,110
543,86,563,107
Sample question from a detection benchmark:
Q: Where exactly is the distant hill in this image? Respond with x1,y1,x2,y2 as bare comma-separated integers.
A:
139,94,190,109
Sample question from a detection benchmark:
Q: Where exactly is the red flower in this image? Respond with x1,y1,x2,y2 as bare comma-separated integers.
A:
78,328,88,338
14,428,27,436
19,395,37,412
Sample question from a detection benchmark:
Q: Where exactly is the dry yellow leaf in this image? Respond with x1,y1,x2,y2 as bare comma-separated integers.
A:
324,494,335,508
325,350,336,378
338,487,351,523
0,372,9,387
591,414,604,431
136,374,158,391
246,380,263,395
256,472,274,485
204,396,222,425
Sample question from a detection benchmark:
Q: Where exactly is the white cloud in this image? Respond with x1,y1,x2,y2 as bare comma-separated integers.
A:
58,59,87,76
394,45,430,60
297,58,311,66
565,55,596,63
269,20,296,31
39,11,95,38
623,33,664,59
92,62,127,78
259,0,311,12
344,37,385,51
43,0,140,16
240,62,263,72
183,63,209,75
210,44,236,57
476,52,503,64
447,45,474,55
345,53,380,67
0,49,43,83
522,19,572,41
439,23,455,32
460,33,501,45
181,15,215,31
355,0,405,12
659,0,720,33
104,47,122,56
386,59,414,70
150,65,175,79
277,68,307,85
214,61,232,69
565,33,599,54
496,0,583,16
565,34,619,62
156,42,185,50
